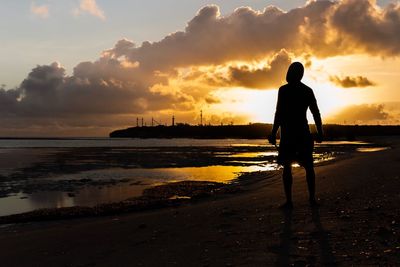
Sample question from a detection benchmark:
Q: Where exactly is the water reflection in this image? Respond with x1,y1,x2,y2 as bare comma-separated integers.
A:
48,165,277,184
0,140,379,216
223,151,278,158
0,191,74,216
0,156,334,216
0,138,272,148
73,184,150,207
356,147,389,152
0,165,279,216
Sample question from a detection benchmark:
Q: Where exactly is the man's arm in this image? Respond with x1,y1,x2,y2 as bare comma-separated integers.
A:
309,90,323,142
269,88,282,145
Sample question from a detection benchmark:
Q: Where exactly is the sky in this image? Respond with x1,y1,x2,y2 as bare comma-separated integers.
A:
1,0,399,136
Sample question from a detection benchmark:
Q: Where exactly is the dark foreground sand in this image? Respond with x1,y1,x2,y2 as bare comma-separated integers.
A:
0,137,399,266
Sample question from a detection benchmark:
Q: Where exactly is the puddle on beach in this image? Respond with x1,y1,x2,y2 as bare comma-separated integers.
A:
0,164,278,216
356,147,390,152
0,184,148,216
219,151,278,158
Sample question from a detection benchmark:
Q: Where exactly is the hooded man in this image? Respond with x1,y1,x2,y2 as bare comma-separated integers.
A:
269,62,323,208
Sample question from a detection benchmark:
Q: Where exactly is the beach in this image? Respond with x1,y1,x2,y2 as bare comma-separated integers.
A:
0,137,399,266
0,139,354,216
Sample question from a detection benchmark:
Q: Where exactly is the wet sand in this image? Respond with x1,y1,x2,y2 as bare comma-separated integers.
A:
0,137,399,266
0,142,354,215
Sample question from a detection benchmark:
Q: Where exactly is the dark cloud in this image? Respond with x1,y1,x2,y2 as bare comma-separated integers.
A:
330,0,400,56
182,50,292,90
227,50,291,89
328,104,389,123
2,61,189,117
329,75,376,88
0,60,193,136
205,96,221,104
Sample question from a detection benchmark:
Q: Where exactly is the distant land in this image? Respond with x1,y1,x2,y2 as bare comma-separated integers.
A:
110,123,400,140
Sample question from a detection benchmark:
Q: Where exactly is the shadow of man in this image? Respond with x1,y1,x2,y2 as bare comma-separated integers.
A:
276,208,293,267
274,207,337,266
311,207,337,266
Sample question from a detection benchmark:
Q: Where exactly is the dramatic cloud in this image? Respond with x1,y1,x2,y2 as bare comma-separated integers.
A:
330,0,400,56
329,75,376,88
327,104,389,124
103,4,330,71
74,0,105,20
181,50,293,90
0,61,191,117
226,50,291,89
31,2,49,18
104,0,400,72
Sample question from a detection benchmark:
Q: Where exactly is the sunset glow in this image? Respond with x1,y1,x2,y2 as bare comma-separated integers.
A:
1,3,400,265
1,0,399,136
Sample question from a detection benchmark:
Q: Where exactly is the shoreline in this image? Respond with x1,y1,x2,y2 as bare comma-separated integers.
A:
0,169,280,224
0,139,389,223
0,140,370,217
0,137,399,266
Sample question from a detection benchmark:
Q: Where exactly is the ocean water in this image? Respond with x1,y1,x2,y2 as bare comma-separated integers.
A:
0,138,385,216
0,138,271,148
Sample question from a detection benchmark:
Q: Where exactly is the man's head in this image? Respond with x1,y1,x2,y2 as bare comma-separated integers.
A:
286,62,304,83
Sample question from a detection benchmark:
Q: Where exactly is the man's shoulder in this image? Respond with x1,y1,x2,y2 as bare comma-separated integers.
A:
279,83,313,91
279,84,290,91
300,83,315,96
300,82,313,91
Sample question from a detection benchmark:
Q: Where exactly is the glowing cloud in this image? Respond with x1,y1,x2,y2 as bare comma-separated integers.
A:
105,1,400,72
31,2,49,19
327,104,389,124
74,0,105,20
329,75,376,88
178,50,293,90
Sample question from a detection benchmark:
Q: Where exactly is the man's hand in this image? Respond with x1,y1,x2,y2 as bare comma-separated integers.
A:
315,132,323,143
268,134,277,146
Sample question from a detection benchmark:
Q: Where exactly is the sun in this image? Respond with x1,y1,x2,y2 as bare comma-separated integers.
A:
206,88,278,123
205,74,370,125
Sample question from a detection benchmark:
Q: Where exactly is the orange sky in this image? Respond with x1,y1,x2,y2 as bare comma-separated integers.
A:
1,0,400,136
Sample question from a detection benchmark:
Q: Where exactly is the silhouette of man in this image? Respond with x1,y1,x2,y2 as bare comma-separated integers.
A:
268,62,323,208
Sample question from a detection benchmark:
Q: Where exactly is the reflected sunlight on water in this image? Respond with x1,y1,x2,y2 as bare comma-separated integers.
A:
0,164,279,216
223,151,278,158
0,139,381,216
356,147,390,152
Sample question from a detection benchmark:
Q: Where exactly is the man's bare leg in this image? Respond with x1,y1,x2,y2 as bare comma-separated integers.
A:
304,163,318,206
281,163,293,208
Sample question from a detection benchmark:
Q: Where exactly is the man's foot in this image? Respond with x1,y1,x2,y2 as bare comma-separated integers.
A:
309,198,319,207
279,201,293,210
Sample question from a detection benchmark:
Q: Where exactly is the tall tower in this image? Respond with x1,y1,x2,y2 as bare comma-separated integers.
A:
136,117,139,127
200,110,203,126
141,117,144,127
172,115,175,126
